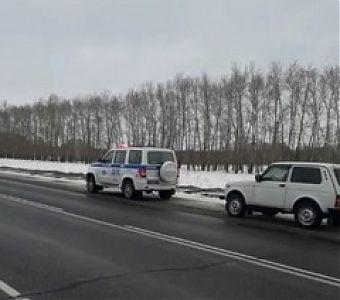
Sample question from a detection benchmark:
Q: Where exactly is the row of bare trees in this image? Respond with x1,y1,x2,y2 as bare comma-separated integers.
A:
0,62,339,170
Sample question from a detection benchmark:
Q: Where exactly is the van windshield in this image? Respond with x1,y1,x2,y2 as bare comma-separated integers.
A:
334,168,340,185
147,151,174,164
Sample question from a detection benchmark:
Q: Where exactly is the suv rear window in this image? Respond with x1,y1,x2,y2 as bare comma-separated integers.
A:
334,168,340,185
147,151,174,164
291,167,322,184
129,150,142,164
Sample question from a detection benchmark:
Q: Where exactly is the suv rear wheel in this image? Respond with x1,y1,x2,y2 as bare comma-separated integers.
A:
226,194,246,217
294,202,322,229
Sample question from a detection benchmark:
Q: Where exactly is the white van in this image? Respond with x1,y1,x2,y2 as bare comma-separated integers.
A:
86,147,178,199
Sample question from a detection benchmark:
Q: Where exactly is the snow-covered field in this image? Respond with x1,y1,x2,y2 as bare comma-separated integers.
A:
0,158,254,189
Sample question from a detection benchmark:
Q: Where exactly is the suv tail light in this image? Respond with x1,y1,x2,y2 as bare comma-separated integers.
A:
137,167,147,178
335,195,340,208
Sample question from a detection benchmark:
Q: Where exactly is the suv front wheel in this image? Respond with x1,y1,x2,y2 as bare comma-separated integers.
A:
294,202,322,229
226,194,246,217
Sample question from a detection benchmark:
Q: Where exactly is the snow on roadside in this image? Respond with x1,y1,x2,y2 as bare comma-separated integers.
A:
0,158,88,174
0,158,254,189
179,168,254,189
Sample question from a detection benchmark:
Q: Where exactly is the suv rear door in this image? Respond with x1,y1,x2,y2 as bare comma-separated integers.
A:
285,166,334,212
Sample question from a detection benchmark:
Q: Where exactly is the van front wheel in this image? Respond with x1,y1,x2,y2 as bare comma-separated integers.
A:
87,175,99,193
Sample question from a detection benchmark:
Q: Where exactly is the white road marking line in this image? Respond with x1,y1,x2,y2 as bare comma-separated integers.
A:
0,280,20,297
0,280,29,299
124,226,340,287
0,193,63,212
1,193,340,289
124,226,340,282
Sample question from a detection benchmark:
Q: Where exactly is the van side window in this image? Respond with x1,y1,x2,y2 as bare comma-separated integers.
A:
114,150,126,164
147,151,174,164
129,150,142,164
291,167,322,184
102,151,114,164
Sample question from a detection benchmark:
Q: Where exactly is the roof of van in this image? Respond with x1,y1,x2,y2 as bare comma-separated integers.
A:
110,146,174,151
272,161,340,168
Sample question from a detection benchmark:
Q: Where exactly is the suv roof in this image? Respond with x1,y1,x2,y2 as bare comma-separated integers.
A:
272,161,340,168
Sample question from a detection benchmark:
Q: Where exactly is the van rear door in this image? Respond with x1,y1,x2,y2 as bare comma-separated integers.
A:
146,150,175,183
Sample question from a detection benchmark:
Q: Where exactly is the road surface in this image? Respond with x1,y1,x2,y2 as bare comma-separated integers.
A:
0,173,339,299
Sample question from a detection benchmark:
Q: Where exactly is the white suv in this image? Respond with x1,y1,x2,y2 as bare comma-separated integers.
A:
86,147,178,199
225,162,340,228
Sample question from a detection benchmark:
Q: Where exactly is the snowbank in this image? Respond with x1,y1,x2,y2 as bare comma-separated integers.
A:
0,158,254,189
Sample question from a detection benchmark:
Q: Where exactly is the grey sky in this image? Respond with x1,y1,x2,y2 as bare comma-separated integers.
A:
0,0,338,104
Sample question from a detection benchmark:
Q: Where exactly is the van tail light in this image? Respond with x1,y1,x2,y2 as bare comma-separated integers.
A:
335,195,340,208
177,167,180,178
137,167,147,178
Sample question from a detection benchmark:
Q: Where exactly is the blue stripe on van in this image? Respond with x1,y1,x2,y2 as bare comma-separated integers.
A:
91,163,161,170
91,163,103,167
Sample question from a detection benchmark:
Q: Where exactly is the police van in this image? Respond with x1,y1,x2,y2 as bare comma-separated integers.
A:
86,146,178,199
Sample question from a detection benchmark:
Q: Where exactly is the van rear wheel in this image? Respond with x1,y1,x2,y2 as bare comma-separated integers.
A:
159,190,173,200
122,180,135,199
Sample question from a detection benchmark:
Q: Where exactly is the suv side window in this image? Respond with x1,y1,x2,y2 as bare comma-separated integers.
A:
291,167,322,184
262,165,290,182
102,151,114,164
114,150,126,164
129,150,142,164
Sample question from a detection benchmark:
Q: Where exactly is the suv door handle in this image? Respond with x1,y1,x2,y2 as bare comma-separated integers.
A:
279,183,286,188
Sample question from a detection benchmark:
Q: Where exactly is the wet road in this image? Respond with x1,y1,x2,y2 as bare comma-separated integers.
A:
0,174,339,299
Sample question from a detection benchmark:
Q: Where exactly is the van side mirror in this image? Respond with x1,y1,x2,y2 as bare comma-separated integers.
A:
255,174,262,182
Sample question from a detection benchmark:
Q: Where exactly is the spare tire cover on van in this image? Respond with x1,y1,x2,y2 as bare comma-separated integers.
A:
160,161,178,183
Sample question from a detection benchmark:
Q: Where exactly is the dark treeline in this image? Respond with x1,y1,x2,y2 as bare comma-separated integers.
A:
0,62,339,172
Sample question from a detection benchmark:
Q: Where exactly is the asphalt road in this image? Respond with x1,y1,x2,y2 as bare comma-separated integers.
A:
0,173,339,299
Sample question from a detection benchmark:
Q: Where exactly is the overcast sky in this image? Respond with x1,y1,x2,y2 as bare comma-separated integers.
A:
0,0,339,105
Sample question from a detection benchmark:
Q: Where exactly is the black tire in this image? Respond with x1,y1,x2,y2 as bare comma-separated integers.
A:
122,180,136,199
226,193,246,218
87,175,99,193
262,209,278,217
159,190,173,200
294,202,322,229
